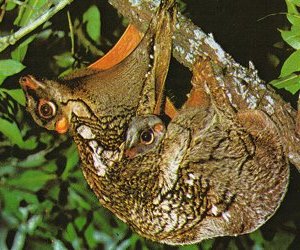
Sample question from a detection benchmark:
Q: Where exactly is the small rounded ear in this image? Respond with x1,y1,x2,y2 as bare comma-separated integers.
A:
55,116,69,134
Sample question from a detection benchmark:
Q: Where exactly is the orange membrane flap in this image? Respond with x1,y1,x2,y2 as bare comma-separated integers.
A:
89,24,143,70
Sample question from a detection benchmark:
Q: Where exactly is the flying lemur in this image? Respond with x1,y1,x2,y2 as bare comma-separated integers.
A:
19,0,300,245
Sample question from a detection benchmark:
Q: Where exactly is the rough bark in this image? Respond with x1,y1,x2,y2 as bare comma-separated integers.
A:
109,0,238,70
108,0,264,102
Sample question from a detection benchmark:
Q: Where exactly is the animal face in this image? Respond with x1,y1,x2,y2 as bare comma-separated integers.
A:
125,115,166,158
19,75,70,133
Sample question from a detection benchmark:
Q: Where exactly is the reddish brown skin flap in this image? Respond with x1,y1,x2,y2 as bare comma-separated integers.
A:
88,25,143,70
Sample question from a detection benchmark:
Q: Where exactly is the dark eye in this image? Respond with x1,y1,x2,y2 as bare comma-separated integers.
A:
38,99,56,119
140,129,154,145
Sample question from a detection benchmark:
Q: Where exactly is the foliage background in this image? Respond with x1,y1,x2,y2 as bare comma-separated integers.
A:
0,0,300,249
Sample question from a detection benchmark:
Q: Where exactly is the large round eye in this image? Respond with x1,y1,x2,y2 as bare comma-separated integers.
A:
38,99,56,119
140,129,154,145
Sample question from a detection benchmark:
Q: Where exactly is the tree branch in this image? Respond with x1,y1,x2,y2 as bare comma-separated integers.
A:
0,0,74,53
107,0,263,101
108,0,233,69
108,1,275,109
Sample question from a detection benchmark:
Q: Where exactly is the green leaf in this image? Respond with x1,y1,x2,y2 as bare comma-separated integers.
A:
26,215,42,234
1,188,22,216
23,136,39,150
15,0,48,26
74,217,86,231
52,239,68,250
280,29,300,49
83,5,101,44
0,76,5,86
69,190,91,210
0,165,15,176
84,224,97,249
93,231,113,245
264,230,295,249
179,245,199,250
286,82,300,93
64,223,81,249
290,0,300,6
200,239,215,250
0,88,26,106
29,241,52,250
11,225,26,250
0,228,8,250
270,73,300,94
6,170,56,192
0,59,25,78
18,151,48,168
250,225,296,250
280,49,300,77
0,117,38,149
116,238,132,250
53,52,75,68
0,117,25,147
6,2,16,11
268,53,280,68
58,68,75,77
1,188,38,218
11,35,36,62
286,1,300,26
62,143,79,179
271,73,299,87
250,230,264,249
